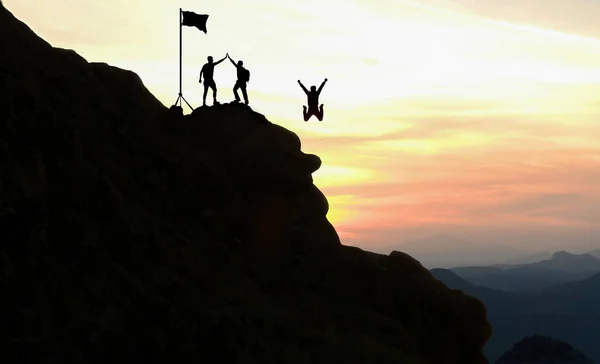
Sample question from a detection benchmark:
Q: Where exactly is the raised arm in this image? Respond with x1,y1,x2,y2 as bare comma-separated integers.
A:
214,55,227,66
317,78,328,94
297,80,308,94
227,54,237,67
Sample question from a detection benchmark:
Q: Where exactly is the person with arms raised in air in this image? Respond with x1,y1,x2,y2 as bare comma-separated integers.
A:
298,78,327,121
227,53,250,105
199,54,227,106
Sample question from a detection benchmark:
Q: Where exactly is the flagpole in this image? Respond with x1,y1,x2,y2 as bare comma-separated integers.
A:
172,9,194,112
179,8,182,106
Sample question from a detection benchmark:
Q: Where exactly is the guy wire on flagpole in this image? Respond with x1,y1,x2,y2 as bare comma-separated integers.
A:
174,7,194,112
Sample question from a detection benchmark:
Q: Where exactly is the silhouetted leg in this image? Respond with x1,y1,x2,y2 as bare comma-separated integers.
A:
233,81,241,102
209,82,218,104
241,83,248,105
303,106,310,121
316,104,324,121
203,85,209,106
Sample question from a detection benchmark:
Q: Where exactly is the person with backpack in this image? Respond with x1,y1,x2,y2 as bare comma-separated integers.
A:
227,53,250,105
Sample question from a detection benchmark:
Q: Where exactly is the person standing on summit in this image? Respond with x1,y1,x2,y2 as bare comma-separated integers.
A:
199,54,227,106
227,53,250,105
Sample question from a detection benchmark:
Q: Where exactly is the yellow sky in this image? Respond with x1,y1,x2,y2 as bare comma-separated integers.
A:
6,0,600,262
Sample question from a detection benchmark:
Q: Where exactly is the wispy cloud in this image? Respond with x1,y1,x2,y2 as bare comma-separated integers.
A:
5,0,600,256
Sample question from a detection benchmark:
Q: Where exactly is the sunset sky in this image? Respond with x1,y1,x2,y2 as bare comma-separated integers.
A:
6,0,600,264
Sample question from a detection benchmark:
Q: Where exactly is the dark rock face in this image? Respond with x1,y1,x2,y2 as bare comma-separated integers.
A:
0,4,491,364
496,336,594,364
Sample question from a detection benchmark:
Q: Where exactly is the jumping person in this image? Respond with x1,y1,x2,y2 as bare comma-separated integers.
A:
199,55,227,106
227,53,250,105
298,78,327,121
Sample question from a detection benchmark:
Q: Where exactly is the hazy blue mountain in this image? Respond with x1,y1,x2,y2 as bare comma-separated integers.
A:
450,266,594,292
499,251,553,265
493,251,600,273
450,251,600,291
524,251,600,273
431,269,600,363
587,248,600,259
392,234,527,268
429,268,502,297
538,272,600,313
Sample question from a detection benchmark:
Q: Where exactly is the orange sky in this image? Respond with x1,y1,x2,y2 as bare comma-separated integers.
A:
5,0,600,263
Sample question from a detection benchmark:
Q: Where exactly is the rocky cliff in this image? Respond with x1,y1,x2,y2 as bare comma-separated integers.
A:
0,4,491,363
496,336,594,364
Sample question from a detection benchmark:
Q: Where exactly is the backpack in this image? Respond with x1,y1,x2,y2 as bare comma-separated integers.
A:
240,68,250,82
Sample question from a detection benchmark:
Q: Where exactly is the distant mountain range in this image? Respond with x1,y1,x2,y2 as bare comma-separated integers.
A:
449,251,600,291
500,251,554,265
587,248,600,259
392,234,599,269
391,234,531,268
495,251,600,273
431,267,600,363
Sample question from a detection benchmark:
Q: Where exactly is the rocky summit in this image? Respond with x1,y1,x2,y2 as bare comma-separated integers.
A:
0,4,491,364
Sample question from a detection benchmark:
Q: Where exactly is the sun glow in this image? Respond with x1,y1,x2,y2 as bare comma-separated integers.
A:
5,0,600,251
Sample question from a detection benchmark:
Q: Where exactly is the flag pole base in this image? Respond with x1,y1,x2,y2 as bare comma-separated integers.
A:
172,93,195,112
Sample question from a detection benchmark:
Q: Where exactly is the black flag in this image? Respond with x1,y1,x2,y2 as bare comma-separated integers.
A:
181,11,208,33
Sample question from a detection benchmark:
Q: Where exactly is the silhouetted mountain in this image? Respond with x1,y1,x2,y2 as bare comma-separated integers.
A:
525,251,600,273
393,234,526,268
587,248,600,259
433,269,600,363
450,266,592,292
540,272,600,312
451,251,600,291
430,269,513,302
500,251,553,265
495,335,594,364
0,5,491,364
